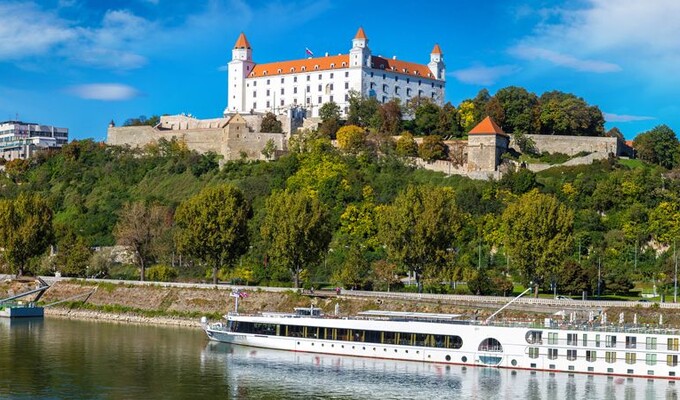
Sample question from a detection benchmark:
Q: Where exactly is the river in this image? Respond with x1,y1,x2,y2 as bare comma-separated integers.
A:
1,317,677,399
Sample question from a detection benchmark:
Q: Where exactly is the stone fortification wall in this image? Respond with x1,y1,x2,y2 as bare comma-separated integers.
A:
224,130,286,161
512,134,620,156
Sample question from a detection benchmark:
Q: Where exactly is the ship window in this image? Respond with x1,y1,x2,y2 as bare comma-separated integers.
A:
548,349,558,360
548,332,558,345
567,350,577,361
669,338,679,351
606,351,617,363
525,331,543,345
646,337,657,350
567,333,577,346
606,335,617,348
582,334,588,346
626,336,637,349
625,353,636,364
595,334,601,347
528,347,539,359
586,350,597,362
478,338,502,352
646,353,657,366
668,355,678,367
447,336,463,349
383,331,396,345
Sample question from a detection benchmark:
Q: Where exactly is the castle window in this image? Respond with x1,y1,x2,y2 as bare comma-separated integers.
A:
325,84,332,94
266,89,270,96
431,82,435,88
294,87,298,94
314,65,319,70
253,81,257,86
277,69,282,74
280,99,284,106
253,102,256,109
382,84,388,92
418,90,423,97
370,82,376,89
330,95,334,103
345,82,349,89
307,75,311,81
253,91,256,98
406,78,410,84
395,76,398,82
294,77,298,83
418,80,421,86
406,88,412,96
281,78,285,84
306,86,310,93
370,72,374,78
330,63,335,68
345,94,349,101
267,79,270,85
318,74,322,80
290,67,295,73
301,66,306,71
342,62,347,67
318,84,322,92
382,74,386,79
395,86,400,95
266,101,270,108
306,97,311,104
382,96,387,103
281,88,284,95
345,71,349,77
264,71,268,76
318,96,322,104
431,92,435,99
330,73,334,79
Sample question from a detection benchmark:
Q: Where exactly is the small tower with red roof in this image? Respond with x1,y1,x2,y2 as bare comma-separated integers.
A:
466,116,509,173
227,32,256,114
428,44,445,81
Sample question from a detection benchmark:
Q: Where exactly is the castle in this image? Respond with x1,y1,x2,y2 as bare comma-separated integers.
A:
226,28,445,117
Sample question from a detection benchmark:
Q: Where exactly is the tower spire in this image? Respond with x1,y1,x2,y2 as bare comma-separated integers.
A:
233,32,251,49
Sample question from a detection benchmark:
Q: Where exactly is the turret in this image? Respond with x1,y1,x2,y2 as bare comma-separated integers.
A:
428,44,445,80
350,27,371,68
227,32,256,114
232,32,252,61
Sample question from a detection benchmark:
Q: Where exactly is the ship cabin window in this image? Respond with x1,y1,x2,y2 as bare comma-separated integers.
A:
567,350,577,361
548,332,558,345
669,338,679,351
548,349,558,360
528,347,539,359
625,353,636,364
667,355,678,367
595,334,601,347
626,336,637,349
646,337,657,350
605,351,616,363
646,353,657,366
478,338,502,352
586,350,597,362
525,331,543,345
567,333,577,346
582,334,588,346
606,335,617,348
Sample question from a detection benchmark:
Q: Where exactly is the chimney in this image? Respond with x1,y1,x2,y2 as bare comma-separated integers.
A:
392,55,397,60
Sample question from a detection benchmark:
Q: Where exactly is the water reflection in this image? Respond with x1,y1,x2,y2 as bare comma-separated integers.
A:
202,342,680,400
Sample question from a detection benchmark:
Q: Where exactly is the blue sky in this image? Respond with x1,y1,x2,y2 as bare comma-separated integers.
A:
1,0,678,141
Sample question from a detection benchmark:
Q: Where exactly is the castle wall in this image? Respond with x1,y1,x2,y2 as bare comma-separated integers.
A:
467,134,506,172
512,134,620,156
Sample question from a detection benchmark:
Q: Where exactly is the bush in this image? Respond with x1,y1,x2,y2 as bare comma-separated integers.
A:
146,265,179,282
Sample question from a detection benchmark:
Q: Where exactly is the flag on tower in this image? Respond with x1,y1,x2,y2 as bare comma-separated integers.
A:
305,48,314,57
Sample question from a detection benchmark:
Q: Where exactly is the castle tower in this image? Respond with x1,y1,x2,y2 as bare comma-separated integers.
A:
349,27,371,68
428,44,445,80
226,32,255,114
467,116,509,173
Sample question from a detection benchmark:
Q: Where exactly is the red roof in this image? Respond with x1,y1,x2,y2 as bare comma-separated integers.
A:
431,44,443,55
248,54,439,80
354,27,367,40
469,117,507,136
234,32,250,49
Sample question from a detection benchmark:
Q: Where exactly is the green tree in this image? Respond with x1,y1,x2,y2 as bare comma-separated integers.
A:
175,185,251,284
633,125,680,169
414,101,441,135
261,138,277,160
318,101,342,138
492,86,539,134
418,135,448,161
376,99,402,135
260,112,283,133
501,189,574,292
437,102,462,138
55,230,93,277
114,202,172,281
123,115,160,127
538,91,604,136
458,100,478,133
377,186,467,287
347,91,380,127
260,190,332,288
336,125,368,153
396,131,418,157
0,193,54,276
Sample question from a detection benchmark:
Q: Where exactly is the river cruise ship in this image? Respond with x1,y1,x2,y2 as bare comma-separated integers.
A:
203,304,680,380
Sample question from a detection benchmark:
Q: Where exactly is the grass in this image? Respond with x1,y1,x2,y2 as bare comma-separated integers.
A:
619,158,647,169
59,301,223,320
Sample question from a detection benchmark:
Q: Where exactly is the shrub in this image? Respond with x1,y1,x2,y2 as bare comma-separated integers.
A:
146,265,179,282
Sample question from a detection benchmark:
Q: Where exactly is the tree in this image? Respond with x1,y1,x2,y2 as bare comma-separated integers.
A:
123,115,160,127
347,90,380,127
418,135,448,161
0,193,54,276
175,185,251,284
376,99,402,136
318,101,342,138
261,138,277,160
114,202,172,281
371,260,399,291
260,112,283,133
492,86,539,134
458,100,478,133
377,186,467,287
55,229,93,277
538,91,604,136
260,190,332,288
437,102,462,138
396,131,418,157
633,125,680,169
336,125,367,153
414,101,441,135
501,189,574,292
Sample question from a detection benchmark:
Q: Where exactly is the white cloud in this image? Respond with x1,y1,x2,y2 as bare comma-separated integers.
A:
509,45,620,73
449,65,520,86
603,113,655,123
512,0,680,75
0,2,75,59
68,84,141,100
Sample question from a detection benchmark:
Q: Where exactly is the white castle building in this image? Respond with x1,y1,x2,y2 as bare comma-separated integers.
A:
0,120,68,160
225,27,445,118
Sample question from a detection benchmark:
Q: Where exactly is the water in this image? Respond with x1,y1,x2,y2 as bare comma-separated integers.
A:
1,318,678,399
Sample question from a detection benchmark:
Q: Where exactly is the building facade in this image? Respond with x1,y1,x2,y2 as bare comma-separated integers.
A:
0,120,68,160
226,28,445,117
